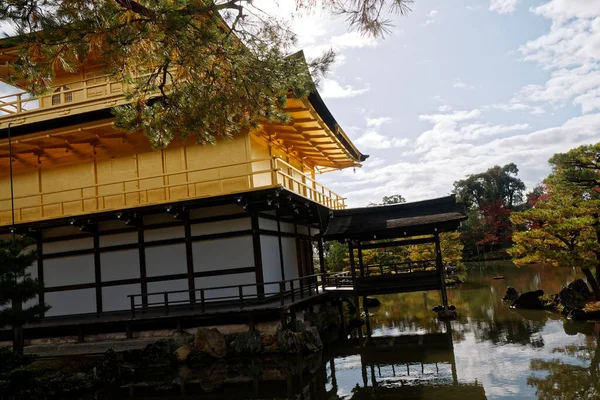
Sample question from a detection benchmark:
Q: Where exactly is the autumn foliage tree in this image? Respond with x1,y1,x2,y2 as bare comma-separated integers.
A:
454,163,526,256
510,143,600,298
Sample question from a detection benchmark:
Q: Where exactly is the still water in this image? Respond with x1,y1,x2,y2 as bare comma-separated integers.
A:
125,263,600,400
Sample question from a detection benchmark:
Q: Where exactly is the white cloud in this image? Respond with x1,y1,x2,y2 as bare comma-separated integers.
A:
365,117,392,127
330,31,378,49
459,123,530,140
438,105,453,112
489,0,520,14
320,78,370,99
354,131,408,150
325,113,600,207
429,10,438,18
453,79,475,89
422,19,435,27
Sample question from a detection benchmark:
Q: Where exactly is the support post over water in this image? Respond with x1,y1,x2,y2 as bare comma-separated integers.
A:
435,232,449,311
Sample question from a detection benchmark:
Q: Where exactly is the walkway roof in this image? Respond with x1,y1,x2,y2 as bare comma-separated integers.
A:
322,195,467,241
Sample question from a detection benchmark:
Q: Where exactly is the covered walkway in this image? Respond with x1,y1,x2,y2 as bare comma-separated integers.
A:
321,195,467,311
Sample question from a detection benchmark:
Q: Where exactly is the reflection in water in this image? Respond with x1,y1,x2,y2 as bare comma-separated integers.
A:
119,262,599,399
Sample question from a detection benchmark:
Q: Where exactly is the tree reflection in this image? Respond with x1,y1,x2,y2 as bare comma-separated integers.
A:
367,262,578,348
527,324,600,400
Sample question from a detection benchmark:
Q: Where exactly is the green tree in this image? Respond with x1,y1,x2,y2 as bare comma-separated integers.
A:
527,336,600,400
0,238,49,353
323,241,349,273
453,163,526,256
453,163,526,210
382,194,406,205
408,232,464,269
0,0,413,148
509,144,600,298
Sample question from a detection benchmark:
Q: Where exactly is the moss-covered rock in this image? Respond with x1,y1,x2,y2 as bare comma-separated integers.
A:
230,331,262,355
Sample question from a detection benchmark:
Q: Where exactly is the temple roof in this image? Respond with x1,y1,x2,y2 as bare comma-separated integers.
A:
323,195,467,241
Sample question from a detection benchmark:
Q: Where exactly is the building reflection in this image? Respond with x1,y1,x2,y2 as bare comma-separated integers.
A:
323,320,486,400
115,322,485,399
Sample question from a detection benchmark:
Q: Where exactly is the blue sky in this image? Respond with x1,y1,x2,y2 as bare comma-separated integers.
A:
267,0,600,206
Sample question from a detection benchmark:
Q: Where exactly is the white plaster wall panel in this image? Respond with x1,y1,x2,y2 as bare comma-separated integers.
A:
102,284,141,312
280,222,295,234
100,231,138,247
44,237,93,255
144,226,185,242
45,288,96,316
100,250,140,281
147,279,189,305
44,255,95,287
259,217,278,231
190,204,244,219
260,235,282,293
190,218,250,236
281,237,299,289
296,225,309,236
145,244,187,276
194,272,256,300
310,227,320,237
192,236,253,272
43,226,86,239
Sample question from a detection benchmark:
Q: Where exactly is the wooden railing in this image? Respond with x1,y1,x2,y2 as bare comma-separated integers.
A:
273,157,345,210
127,273,335,318
0,73,124,118
0,157,346,226
363,259,438,276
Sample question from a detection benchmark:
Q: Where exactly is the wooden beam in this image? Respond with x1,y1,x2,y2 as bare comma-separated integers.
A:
251,212,264,296
359,237,435,250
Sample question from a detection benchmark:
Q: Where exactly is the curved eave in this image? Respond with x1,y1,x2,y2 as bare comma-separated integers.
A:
307,90,368,163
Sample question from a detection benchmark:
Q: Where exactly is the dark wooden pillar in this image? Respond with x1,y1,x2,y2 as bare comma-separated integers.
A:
137,225,148,307
276,210,286,282
183,213,196,303
445,320,458,385
36,237,45,317
294,222,302,278
307,225,315,276
363,296,371,337
251,212,265,296
93,228,102,313
317,237,326,291
435,232,449,310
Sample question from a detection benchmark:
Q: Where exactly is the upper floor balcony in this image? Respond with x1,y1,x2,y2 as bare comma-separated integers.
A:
0,74,127,127
0,156,345,227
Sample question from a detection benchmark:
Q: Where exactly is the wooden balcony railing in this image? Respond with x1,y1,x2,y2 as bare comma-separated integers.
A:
0,73,126,124
0,157,346,226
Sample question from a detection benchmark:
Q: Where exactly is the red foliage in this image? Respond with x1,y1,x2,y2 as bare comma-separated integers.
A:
477,201,514,246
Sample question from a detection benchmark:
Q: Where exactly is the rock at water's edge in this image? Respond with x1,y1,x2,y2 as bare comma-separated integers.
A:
560,279,592,313
193,328,227,359
174,344,193,363
512,290,544,309
230,330,262,355
503,287,519,302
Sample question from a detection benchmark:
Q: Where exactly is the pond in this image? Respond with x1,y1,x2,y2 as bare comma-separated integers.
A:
118,262,600,399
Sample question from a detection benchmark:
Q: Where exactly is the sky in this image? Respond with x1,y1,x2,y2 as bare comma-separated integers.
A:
264,0,600,207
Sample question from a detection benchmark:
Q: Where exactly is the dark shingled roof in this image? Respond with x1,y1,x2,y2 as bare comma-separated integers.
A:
323,195,467,241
